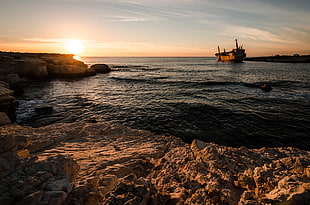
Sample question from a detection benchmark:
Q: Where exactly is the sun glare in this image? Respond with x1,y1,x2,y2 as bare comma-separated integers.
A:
65,39,84,55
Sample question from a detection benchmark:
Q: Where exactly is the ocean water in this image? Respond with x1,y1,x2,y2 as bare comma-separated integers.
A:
16,57,310,150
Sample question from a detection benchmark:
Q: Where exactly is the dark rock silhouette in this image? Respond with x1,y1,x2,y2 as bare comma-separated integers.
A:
90,64,112,73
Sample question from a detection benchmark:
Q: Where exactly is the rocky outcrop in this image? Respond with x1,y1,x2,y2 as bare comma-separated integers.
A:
0,52,95,82
90,64,111,73
0,82,15,123
0,122,309,204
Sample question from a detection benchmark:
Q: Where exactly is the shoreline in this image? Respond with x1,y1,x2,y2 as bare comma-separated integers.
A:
245,55,310,63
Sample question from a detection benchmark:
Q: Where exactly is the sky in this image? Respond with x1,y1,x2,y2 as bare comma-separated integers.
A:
1,0,310,57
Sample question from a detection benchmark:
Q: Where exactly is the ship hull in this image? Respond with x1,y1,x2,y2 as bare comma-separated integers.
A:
215,39,246,62
215,54,244,62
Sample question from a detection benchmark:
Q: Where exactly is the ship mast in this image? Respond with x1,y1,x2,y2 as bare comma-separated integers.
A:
217,46,221,61
235,39,239,49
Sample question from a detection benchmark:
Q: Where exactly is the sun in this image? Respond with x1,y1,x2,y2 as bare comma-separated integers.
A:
65,39,84,55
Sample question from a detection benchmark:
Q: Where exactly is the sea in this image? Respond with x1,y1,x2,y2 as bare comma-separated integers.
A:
16,57,310,150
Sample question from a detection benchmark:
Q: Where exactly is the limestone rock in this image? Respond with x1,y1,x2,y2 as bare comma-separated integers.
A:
0,122,309,204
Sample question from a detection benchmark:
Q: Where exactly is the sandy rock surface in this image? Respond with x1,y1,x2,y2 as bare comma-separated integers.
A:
0,122,309,204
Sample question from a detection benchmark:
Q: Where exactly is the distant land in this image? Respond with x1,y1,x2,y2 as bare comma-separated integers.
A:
245,54,310,63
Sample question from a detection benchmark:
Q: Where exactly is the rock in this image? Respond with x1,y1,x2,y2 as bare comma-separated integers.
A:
0,82,16,123
47,64,94,78
260,83,272,92
17,58,49,79
90,64,111,73
0,121,309,204
41,191,68,205
44,179,73,193
0,51,95,80
15,190,43,205
35,106,54,113
6,73,20,86
6,74,24,94
0,112,11,125
102,178,150,205
17,149,30,159
0,154,79,205
263,175,310,204
0,134,29,153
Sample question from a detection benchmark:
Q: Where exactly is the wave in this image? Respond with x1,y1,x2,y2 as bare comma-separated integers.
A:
110,74,308,90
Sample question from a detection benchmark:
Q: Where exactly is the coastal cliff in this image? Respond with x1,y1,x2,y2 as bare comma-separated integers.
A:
0,52,97,80
0,122,309,205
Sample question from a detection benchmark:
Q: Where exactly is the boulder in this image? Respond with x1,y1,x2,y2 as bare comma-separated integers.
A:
90,64,112,73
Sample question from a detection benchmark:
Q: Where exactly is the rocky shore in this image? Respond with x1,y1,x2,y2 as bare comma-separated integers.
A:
0,122,309,205
0,52,309,204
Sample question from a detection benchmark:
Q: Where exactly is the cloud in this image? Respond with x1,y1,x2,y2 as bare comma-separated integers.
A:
227,26,288,43
101,15,157,22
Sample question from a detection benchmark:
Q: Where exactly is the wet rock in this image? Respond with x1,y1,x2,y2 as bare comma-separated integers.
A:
35,106,54,113
90,64,111,73
260,83,272,92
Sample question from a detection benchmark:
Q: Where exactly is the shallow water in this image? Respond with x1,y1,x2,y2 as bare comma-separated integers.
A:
16,57,310,150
